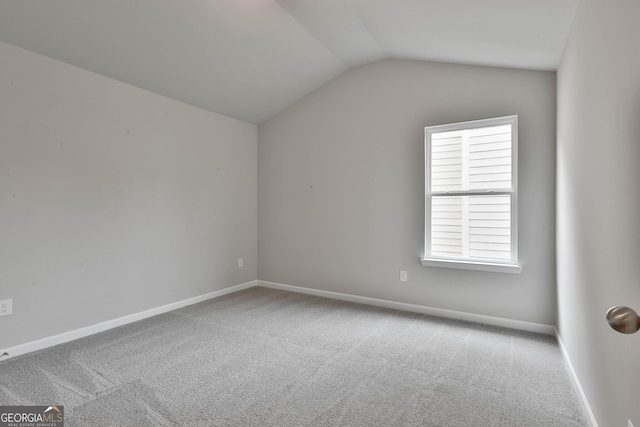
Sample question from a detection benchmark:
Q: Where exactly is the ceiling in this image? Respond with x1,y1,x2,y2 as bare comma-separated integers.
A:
0,0,579,124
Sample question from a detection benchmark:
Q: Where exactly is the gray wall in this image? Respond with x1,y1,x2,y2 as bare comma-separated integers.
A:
258,59,557,325
0,42,257,349
557,0,640,425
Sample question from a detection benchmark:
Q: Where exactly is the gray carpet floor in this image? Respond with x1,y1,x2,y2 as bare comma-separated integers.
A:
0,286,588,426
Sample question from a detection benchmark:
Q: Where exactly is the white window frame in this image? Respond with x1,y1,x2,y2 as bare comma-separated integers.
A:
421,116,522,274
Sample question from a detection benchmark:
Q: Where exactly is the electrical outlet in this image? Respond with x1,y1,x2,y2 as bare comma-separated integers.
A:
400,270,407,282
0,299,12,316
238,258,243,268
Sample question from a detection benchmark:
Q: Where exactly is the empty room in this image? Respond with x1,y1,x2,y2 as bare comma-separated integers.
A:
1,1,639,426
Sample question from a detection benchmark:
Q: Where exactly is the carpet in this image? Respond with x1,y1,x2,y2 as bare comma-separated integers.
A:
0,286,589,426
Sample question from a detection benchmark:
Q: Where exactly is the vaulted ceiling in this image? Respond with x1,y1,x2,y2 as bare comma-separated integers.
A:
0,0,579,124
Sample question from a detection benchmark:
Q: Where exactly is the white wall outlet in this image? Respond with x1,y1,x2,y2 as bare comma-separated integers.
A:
238,258,244,268
0,299,12,316
400,270,407,282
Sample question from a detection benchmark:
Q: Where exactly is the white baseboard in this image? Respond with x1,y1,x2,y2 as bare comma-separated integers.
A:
555,329,598,427
3,278,594,425
1,280,257,361
257,280,556,335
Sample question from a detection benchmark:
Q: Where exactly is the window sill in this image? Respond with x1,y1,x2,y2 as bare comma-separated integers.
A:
420,258,522,274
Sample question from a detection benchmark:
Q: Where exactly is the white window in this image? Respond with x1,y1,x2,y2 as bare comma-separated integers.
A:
421,116,522,274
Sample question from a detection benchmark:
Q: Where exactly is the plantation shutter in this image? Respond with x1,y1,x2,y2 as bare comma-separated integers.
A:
426,117,517,264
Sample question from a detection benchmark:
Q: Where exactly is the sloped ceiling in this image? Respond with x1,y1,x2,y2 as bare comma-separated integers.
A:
0,0,579,124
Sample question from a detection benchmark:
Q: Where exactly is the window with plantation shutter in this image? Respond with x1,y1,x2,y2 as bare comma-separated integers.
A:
421,116,521,274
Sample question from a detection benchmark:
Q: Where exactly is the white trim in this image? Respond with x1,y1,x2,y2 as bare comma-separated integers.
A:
0,278,594,427
1,280,257,361
555,329,599,427
4,278,593,425
420,258,522,274
258,280,553,335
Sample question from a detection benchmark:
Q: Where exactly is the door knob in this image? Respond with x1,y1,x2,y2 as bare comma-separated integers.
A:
606,306,640,334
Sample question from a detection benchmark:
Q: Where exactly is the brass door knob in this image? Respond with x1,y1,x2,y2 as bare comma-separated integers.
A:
606,306,640,334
